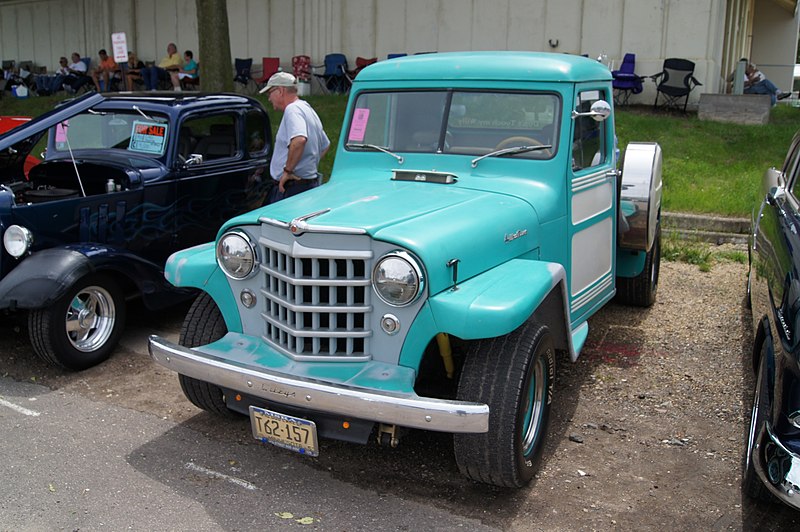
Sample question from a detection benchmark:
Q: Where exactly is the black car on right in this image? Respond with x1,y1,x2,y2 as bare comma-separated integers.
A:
747,129,800,509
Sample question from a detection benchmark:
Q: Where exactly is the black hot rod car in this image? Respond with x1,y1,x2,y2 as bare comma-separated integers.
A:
0,92,273,370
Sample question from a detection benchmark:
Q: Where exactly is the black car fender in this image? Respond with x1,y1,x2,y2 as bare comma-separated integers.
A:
0,248,94,310
0,246,193,311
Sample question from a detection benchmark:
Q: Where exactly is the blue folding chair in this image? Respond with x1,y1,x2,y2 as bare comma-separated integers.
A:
611,53,643,106
313,53,349,94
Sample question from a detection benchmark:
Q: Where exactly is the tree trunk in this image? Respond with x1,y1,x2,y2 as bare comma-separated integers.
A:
196,0,233,92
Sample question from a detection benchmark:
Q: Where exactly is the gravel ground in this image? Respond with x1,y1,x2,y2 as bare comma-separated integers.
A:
523,258,799,530
2,256,800,529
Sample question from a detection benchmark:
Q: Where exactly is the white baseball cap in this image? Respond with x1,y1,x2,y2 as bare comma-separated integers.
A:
259,71,297,93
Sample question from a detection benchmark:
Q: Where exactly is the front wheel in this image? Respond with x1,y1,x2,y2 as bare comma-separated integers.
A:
28,273,126,371
454,321,556,487
178,292,239,418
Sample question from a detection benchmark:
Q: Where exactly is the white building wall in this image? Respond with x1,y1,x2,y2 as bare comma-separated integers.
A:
0,0,794,105
751,0,800,91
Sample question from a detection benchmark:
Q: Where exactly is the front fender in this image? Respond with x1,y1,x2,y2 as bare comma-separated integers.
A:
0,248,92,309
427,258,565,339
164,243,242,332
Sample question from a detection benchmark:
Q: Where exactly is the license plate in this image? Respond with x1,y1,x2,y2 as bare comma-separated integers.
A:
249,406,319,457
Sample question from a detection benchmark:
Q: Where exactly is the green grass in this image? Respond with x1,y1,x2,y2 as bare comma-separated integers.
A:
616,105,799,217
2,92,796,217
662,231,748,272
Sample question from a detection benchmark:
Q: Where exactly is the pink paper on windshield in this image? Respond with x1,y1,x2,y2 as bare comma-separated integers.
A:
348,108,370,142
55,122,68,143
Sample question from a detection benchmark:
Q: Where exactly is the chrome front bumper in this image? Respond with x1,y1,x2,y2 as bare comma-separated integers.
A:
755,422,800,509
148,335,489,433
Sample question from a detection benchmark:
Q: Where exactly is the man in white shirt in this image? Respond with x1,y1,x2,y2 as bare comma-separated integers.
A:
260,72,330,202
744,62,790,105
63,52,89,94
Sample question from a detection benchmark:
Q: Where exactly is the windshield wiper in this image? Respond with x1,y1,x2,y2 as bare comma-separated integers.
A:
471,145,552,168
132,105,154,121
346,143,404,164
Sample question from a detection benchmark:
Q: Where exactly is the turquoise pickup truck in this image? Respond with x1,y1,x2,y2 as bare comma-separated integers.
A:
149,51,662,488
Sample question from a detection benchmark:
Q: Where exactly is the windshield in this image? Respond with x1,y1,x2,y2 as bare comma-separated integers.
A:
346,90,560,159
51,111,170,157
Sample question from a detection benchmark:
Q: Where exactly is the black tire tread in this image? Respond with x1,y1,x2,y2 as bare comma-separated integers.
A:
617,225,661,308
454,321,554,487
743,342,776,502
177,292,238,418
29,307,58,367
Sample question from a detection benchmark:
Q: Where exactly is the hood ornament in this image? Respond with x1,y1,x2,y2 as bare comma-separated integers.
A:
260,209,367,236
289,209,331,235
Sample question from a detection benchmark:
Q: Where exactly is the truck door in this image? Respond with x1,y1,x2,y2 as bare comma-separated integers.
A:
567,85,616,324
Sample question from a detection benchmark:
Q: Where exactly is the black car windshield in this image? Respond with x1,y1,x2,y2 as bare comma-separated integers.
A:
345,90,560,159
51,110,170,157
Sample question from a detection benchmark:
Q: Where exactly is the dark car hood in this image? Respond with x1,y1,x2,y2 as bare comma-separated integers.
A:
0,92,105,180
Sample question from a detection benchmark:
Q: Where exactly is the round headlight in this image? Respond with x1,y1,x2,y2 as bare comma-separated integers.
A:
217,231,257,279
3,225,32,258
372,251,423,306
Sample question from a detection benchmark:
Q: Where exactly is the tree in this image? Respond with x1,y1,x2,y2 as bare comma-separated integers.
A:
196,0,233,92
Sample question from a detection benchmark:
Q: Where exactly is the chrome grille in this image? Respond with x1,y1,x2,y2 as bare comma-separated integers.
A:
259,237,373,361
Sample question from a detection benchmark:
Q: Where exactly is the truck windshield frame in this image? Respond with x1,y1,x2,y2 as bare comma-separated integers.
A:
345,89,561,160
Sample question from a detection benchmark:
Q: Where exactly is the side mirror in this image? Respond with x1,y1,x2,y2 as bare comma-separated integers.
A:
571,100,612,122
185,153,203,166
764,167,786,200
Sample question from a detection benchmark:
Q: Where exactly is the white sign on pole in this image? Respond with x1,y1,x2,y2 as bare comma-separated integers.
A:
111,32,128,64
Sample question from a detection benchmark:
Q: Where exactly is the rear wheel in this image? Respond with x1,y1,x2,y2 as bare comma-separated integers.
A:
454,320,555,487
28,273,126,371
617,224,661,307
178,292,239,418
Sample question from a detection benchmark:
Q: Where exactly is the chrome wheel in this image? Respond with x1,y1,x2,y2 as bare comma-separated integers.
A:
65,285,116,352
522,355,548,457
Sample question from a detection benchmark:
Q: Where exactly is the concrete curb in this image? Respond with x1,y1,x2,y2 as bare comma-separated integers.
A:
662,211,748,245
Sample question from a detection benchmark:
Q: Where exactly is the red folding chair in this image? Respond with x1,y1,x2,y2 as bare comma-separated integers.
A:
255,57,281,89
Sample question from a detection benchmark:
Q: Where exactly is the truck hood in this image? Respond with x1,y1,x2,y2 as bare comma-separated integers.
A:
223,178,542,293
0,92,104,181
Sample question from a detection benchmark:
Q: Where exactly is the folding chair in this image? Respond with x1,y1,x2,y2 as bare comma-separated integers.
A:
611,53,643,106
312,53,349,94
650,58,702,112
16,61,37,92
254,57,281,90
233,58,257,94
292,55,311,82
344,56,377,85
181,63,200,91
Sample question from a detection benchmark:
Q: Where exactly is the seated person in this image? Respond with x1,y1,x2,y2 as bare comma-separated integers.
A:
170,50,197,91
744,62,790,105
90,49,118,92
35,56,70,95
125,51,145,90
141,43,182,91
62,52,90,94
2,62,22,94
